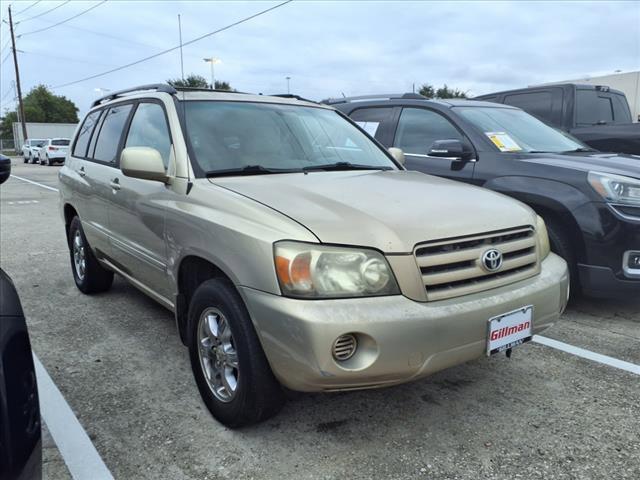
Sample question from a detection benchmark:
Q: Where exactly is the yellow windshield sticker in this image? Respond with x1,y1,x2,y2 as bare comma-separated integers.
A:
485,132,522,152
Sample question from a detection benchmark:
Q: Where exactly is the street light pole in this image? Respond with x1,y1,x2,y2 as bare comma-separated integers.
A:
286,76,291,94
203,57,221,90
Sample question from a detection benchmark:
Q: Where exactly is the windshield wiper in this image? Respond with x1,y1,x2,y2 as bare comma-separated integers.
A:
562,147,595,153
205,165,299,178
302,162,393,172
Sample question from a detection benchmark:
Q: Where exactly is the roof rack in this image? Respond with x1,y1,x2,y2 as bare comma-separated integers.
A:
91,83,177,107
270,93,318,104
172,86,250,94
322,92,426,105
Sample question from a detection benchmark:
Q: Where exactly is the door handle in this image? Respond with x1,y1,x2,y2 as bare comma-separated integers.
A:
110,178,121,191
78,166,86,177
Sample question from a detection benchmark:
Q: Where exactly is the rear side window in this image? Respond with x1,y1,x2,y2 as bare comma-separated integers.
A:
72,111,101,157
612,95,632,123
504,91,554,123
349,107,394,139
576,90,614,125
393,108,463,154
92,104,133,163
125,103,172,168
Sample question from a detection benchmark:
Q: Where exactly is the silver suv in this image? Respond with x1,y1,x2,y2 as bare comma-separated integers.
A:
59,84,569,427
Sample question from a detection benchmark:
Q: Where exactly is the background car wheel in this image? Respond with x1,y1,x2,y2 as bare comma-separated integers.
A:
68,216,114,294
188,278,284,428
46,156,51,166
23,155,28,163
545,218,579,296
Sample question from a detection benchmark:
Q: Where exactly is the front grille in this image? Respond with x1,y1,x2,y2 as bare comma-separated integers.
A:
414,226,539,301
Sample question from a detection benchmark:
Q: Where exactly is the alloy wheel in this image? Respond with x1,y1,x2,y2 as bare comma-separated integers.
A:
197,307,239,403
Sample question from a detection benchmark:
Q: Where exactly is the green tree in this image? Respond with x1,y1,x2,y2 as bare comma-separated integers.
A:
0,84,79,139
167,74,233,91
418,83,435,98
435,84,468,99
167,74,209,88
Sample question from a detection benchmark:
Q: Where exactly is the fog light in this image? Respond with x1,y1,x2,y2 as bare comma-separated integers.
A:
332,334,357,361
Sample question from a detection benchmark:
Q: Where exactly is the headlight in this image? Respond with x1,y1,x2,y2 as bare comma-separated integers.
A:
536,215,550,260
274,241,400,298
588,171,640,206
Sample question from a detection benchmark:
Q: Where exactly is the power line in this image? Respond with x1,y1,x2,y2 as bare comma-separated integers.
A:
13,1,43,17
1,87,13,102
19,1,107,37
0,50,11,67
53,0,293,89
20,49,118,68
16,0,71,24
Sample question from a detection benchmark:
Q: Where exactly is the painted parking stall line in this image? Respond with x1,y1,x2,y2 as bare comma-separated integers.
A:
33,354,114,480
10,173,59,192
534,335,640,376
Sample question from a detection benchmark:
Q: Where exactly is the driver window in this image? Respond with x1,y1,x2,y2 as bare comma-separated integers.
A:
394,108,463,155
125,102,172,169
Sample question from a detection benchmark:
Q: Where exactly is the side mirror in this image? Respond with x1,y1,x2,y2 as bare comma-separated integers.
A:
427,139,467,159
388,147,405,166
120,147,168,183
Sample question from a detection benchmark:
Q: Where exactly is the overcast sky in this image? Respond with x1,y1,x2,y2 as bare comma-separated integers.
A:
1,0,639,117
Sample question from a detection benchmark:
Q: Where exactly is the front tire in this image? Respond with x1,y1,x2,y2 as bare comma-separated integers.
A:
188,278,284,427
546,218,579,295
68,216,114,294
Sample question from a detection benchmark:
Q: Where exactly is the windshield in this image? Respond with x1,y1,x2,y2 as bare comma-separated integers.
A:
52,139,70,146
183,101,396,176
455,106,588,153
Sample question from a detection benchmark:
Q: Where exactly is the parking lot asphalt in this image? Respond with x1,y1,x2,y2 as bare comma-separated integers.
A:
1,159,639,480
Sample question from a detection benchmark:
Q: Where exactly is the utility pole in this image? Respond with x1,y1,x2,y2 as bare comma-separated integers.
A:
8,5,27,144
286,76,291,94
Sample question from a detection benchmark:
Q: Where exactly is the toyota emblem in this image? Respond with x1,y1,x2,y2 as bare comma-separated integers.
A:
481,249,503,272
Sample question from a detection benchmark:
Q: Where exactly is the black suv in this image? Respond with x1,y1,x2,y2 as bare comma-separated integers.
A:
330,94,640,298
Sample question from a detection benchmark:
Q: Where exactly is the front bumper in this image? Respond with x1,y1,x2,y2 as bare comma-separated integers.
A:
240,253,569,392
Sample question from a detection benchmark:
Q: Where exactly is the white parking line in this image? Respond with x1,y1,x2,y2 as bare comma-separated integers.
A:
9,174,59,192
33,354,114,480
533,335,640,375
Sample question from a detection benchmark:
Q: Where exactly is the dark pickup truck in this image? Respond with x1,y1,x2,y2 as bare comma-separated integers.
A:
475,84,640,155
330,94,640,298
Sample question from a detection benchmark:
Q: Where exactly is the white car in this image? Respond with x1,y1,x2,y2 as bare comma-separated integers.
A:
22,139,46,164
38,138,70,166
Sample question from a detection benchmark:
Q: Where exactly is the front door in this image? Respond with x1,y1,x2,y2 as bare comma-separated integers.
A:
392,107,475,182
107,101,173,299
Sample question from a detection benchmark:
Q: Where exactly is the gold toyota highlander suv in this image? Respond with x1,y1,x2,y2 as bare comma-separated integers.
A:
59,84,569,427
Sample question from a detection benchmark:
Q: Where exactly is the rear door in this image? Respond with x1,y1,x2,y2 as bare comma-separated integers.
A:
391,107,475,181
107,100,173,298
68,108,118,258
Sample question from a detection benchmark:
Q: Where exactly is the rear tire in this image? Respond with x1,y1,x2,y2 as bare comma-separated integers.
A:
68,216,114,294
545,218,579,296
187,278,284,427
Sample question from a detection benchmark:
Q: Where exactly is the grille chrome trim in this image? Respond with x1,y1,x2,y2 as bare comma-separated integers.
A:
414,226,539,301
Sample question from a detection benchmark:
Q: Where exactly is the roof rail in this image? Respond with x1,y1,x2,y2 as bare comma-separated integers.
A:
270,93,318,104
322,92,426,105
172,86,250,94
91,83,177,107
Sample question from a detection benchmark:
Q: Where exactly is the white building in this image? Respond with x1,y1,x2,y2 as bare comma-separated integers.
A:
12,122,79,148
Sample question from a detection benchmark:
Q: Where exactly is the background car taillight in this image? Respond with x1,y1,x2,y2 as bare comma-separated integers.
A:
48,146,57,151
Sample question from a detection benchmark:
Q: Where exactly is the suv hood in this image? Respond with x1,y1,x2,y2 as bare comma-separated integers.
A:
210,170,535,253
521,152,640,179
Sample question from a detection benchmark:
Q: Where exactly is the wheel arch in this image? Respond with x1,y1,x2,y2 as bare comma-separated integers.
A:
175,255,236,345
484,176,588,263
63,203,79,244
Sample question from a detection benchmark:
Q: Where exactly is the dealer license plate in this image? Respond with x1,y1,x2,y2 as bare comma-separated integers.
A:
486,306,533,356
